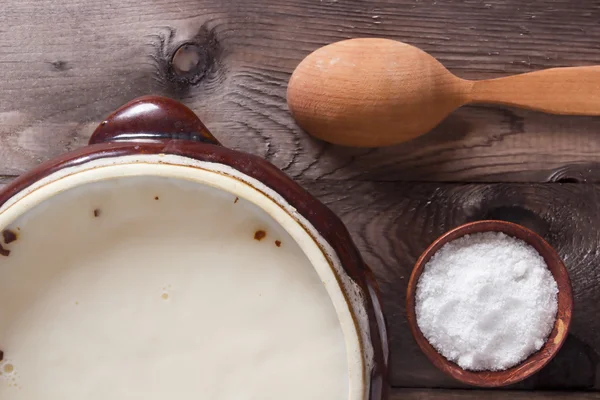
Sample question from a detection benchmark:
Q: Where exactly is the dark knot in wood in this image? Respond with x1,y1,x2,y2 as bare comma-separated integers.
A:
151,25,223,97
171,43,207,82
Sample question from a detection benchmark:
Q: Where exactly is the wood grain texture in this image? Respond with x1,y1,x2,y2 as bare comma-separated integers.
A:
1,0,600,182
3,0,600,393
391,388,600,399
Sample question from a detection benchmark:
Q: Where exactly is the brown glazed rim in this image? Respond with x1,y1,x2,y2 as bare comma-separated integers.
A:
406,220,573,388
0,96,388,400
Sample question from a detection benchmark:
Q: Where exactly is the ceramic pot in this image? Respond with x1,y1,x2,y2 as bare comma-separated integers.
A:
0,96,388,400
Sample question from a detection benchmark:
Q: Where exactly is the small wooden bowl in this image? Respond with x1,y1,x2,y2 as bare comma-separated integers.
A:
406,220,573,387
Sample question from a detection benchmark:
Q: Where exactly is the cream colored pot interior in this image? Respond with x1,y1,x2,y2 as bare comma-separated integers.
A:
0,155,371,400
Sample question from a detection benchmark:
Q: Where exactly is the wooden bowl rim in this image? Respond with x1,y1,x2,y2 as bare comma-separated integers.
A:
406,220,573,388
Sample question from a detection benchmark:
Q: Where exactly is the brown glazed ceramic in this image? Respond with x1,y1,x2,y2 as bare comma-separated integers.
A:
406,220,573,388
0,96,387,400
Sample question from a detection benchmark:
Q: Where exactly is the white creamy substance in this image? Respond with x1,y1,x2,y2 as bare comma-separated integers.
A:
0,175,349,399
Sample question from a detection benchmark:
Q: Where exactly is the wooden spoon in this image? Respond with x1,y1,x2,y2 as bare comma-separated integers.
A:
287,38,600,147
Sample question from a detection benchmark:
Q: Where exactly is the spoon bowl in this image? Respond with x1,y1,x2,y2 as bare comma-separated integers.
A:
287,38,467,147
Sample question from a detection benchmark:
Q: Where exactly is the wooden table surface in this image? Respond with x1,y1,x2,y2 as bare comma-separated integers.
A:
2,0,600,398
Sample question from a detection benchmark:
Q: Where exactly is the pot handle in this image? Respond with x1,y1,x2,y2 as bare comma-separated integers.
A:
89,96,220,146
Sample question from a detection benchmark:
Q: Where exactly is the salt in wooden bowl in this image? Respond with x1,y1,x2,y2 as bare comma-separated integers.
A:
406,220,573,387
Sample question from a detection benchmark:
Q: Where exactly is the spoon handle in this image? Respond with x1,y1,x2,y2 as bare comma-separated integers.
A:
468,66,600,115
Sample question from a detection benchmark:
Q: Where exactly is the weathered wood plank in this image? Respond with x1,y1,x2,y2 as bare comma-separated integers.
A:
1,171,599,389
391,388,600,399
302,181,600,389
1,0,600,182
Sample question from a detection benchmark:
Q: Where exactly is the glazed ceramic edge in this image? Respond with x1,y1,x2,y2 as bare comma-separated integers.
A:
0,96,388,400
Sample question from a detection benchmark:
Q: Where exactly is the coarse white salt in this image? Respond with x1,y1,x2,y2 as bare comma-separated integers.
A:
415,231,559,372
